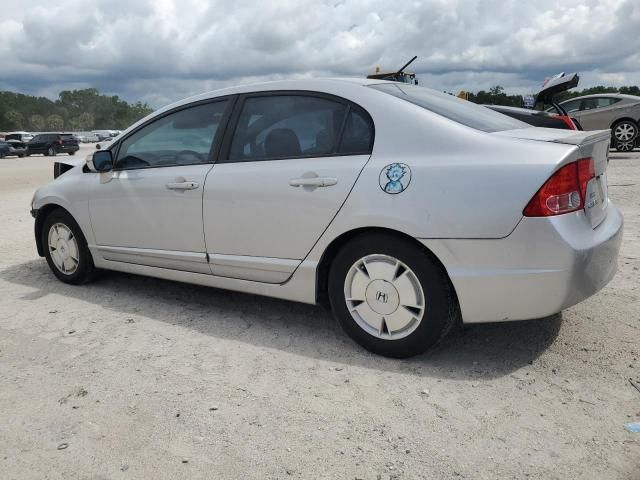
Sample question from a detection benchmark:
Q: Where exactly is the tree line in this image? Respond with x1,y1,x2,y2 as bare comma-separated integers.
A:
465,85,640,107
0,88,153,132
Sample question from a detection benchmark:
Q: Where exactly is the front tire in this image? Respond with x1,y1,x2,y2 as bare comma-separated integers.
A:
42,209,96,285
328,233,458,358
612,120,638,143
47,147,56,157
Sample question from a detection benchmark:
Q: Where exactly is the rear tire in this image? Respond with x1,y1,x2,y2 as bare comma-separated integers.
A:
69,152,75,156
47,147,56,157
615,140,635,152
612,120,638,143
42,209,96,285
328,233,458,358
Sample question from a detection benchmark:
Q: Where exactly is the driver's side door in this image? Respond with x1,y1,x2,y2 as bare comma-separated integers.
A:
88,98,232,273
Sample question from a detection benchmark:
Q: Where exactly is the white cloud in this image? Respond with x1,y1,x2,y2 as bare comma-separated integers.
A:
1,0,639,107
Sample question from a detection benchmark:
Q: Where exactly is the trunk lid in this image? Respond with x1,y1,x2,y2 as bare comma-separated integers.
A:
535,72,580,106
60,134,78,146
494,127,610,228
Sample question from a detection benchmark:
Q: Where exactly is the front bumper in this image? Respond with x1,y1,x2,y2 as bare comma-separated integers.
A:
420,203,624,323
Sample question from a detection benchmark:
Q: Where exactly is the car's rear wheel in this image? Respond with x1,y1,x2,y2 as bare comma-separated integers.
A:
328,233,458,358
69,152,75,156
42,209,96,285
612,120,638,143
615,140,635,152
47,147,57,157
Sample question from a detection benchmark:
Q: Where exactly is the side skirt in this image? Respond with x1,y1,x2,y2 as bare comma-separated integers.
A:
91,254,319,305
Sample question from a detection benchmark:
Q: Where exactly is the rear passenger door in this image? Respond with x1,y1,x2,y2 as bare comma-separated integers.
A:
575,97,617,130
202,93,374,283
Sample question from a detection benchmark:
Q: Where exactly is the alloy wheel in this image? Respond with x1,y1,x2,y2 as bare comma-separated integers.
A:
344,254,425,340
613,122,637,142
47,223,80,275
616,140,635,152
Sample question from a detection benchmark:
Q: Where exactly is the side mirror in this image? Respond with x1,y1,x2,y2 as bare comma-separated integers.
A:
87,150,113,172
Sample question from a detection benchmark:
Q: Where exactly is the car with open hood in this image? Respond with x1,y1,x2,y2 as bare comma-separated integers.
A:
486,72,581,130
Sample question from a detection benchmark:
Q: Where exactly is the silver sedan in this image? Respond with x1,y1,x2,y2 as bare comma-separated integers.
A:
30,79,623,357
558,93,640,151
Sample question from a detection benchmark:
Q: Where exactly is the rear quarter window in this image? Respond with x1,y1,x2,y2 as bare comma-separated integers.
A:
370,83,528,132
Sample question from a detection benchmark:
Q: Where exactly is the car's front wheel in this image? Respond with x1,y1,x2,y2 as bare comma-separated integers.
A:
328,233,458,358
612,120,638,143
42,209,96,284
47,147,56,157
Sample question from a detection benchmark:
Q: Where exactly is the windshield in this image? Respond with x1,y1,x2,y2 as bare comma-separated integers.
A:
370,83,528,132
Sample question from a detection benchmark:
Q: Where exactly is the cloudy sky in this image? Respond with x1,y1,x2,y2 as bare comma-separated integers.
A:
1,0,639,108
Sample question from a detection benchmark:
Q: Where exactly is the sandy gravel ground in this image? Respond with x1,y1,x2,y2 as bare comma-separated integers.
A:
1,144,639,479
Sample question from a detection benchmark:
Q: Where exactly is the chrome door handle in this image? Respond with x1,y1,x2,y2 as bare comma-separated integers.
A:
166,181,199,190
289,177,338,187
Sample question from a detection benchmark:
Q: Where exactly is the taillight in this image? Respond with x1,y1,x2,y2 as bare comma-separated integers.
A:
555,115,577,130
523,158,595,217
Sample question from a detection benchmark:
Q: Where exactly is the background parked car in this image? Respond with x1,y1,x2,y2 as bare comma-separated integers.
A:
2,139,27,157
0,140,10,158
5,131,34,143
26,133,79,156
557,94,640,151
486,73,581,131
485,105,578,129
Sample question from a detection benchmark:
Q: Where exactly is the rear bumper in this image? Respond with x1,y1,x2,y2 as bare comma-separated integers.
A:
58,145,79,153
420,203,623,323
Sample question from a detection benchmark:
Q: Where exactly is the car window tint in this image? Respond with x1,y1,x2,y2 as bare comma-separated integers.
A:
116,101,227,169
338,108,373,154
228,95,347,161
561,100,581,113
370,83,527,132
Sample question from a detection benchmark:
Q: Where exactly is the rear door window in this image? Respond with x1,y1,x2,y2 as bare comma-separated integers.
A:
227,95,348,162
338,107,374,154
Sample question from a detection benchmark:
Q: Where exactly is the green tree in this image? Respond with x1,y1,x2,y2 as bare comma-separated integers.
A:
29,114,46,131
45,114,64,130
4,110,24,130
69,112,94,131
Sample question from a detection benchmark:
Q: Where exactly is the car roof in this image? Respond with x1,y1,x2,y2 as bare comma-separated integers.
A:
160,77,385,112
560,93,640,102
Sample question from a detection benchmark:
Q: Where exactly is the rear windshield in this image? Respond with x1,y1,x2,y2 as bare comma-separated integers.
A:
370,83,528,132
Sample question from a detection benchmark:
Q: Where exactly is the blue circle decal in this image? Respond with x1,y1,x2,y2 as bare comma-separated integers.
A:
379,163,411,194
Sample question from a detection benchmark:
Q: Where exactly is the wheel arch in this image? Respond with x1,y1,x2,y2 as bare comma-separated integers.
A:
610,117,639,129
34,204,70,256
315,227,458,309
